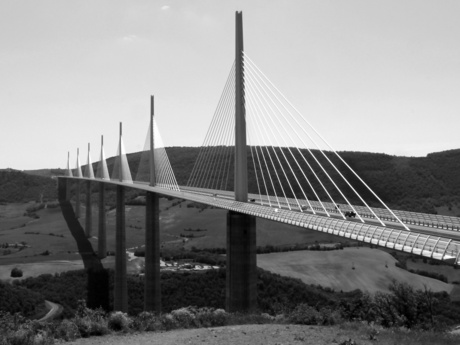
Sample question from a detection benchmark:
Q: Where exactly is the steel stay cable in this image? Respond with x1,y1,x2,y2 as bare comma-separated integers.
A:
195,63,236,188
244,57,351,218
247,134,264,204
245,70,302,211
223,111,235,191
205,71,235,189
245,64,314,212
246,84,287,209
245,90,280,207
247,127,270,206
198,69,235,189
209,71,236,190
188,62,236,187
243,53,406,229
244,59,333,217
244,56,359,220
154,122,178,190
244,63,321,214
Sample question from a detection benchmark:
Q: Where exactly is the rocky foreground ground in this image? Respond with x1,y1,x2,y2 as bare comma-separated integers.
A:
65,324,351,345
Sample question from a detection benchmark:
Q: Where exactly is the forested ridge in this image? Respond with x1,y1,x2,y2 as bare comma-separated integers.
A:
0,169,57,203
166,147,460,214
3,147,460,214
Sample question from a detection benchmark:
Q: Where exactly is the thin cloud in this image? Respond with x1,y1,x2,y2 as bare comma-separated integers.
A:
161,5,170,10
122,35,138,42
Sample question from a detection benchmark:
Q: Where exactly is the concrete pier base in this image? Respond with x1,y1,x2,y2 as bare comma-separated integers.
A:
144,192,161,313
114,185,128,312
98,182,106,259
85,181,92,238
226,211,257,312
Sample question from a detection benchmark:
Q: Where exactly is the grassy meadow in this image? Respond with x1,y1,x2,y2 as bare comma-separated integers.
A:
257,247,455,295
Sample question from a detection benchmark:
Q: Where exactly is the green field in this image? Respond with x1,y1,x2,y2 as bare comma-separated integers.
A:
257,248,454,294
406,259,460,283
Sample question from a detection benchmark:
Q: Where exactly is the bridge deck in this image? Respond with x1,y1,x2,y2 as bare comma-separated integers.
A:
60,177,460,266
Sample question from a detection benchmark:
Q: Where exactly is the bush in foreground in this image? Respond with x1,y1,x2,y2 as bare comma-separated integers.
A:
1,301,460,345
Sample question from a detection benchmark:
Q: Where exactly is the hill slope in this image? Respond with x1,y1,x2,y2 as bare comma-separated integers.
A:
0,169,57,203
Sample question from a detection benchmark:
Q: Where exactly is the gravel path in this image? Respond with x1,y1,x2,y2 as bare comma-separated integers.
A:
37,301,63,322
66,324,360,345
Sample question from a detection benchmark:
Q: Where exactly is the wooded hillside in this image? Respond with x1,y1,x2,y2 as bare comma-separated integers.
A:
3,147,460,215
0,169,57,203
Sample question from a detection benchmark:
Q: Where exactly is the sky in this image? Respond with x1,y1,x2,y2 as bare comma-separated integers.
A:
1,0,459,170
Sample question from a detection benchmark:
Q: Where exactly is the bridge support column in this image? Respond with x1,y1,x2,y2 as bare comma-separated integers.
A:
75,181,81,218
85,181,92,238
226,211,257,312
98,182,106,259
144,192,161,313
65,179,71,201
114,185,128,312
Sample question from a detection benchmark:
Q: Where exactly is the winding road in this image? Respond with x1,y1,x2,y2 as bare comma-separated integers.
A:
37,300,63,322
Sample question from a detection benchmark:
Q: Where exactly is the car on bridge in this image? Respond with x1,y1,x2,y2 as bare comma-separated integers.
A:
345,211,356,218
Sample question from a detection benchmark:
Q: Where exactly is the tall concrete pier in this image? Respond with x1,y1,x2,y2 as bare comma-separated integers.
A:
98,182,106,259
114,124,128,312
144,192,160,312
75,181,81,218
97,135,108,259
226,11,257,313
85,181,92,238
144,96,161,313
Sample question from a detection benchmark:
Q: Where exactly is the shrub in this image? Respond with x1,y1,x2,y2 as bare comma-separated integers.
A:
171,307,195,328
73,300,109,337
194,308,228,327
288,304,321,325
132,312,159,332
10,267,23,278
73,316,92,338
6,328,34,345
159,313,178,330
107,312,131,332
55,320,80,341
319,307,343,325
32,329,54,345
227,312,273,326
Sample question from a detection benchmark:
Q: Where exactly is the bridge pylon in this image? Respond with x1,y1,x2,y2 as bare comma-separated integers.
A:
98,136,107,259
75,148,82,218
84,143,93,238
226,11,257,313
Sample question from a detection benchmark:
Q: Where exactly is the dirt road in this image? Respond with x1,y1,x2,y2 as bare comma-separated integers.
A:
37,300,63,322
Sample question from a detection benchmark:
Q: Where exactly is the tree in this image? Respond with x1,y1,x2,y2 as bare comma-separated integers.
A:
10,267,23,278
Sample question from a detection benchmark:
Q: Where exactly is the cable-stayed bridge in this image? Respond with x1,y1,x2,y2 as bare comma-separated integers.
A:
57,12,460,315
